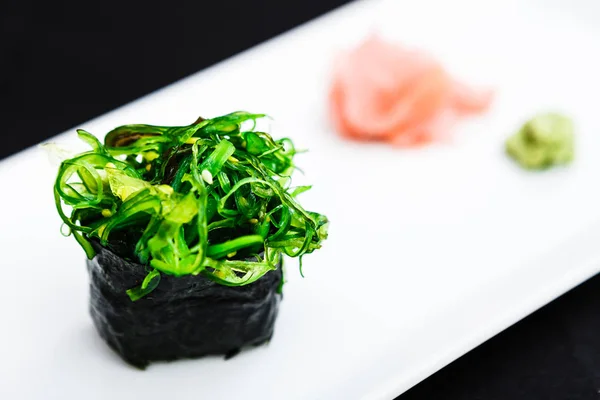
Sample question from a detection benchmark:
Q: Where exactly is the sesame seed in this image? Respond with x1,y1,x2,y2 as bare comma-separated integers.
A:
201,169,213,185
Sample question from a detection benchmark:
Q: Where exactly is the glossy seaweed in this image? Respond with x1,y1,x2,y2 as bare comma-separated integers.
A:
51,112,327,367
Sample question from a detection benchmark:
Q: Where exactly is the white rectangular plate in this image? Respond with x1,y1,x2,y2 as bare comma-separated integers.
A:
2,0,600,398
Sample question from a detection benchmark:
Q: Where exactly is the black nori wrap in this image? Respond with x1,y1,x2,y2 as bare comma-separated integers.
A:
86,240,282,369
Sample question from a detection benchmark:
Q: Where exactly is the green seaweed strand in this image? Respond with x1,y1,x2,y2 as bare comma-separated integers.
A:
53,111,328,300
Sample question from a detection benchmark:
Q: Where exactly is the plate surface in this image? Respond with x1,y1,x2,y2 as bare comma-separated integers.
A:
2,0,600,398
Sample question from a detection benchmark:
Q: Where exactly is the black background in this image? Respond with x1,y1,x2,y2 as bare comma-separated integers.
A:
3,1,600,399
1,0,350,159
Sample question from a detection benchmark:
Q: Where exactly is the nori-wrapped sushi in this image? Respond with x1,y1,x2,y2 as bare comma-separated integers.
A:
88,240,282,368
52,112,328,368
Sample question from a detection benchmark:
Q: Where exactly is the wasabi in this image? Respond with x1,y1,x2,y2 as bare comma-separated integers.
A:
505,112,574,169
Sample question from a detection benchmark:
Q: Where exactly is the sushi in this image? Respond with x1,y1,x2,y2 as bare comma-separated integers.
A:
52,112,328,368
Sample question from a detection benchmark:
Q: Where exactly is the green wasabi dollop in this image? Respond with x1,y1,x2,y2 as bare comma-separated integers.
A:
505,112,574,170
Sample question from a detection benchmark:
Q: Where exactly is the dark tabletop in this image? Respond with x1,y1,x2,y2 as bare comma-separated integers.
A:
3,1,600,398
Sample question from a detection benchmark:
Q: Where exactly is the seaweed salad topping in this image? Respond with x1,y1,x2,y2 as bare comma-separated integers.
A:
53,112,328,301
